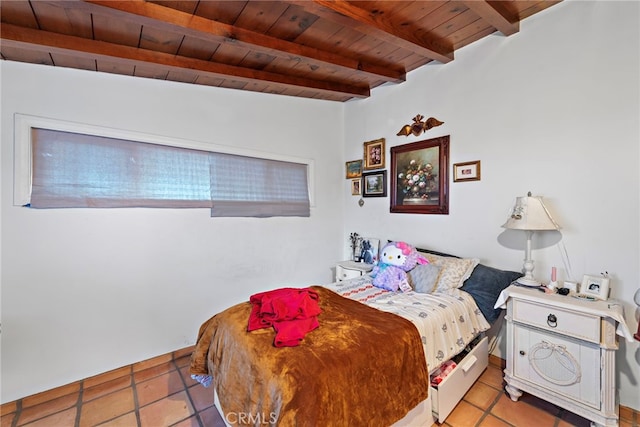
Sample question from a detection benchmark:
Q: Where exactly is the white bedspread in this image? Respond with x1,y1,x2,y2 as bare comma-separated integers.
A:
324,274,490,372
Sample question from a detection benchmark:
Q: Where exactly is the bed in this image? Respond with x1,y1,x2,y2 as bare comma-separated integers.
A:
189,247,522,426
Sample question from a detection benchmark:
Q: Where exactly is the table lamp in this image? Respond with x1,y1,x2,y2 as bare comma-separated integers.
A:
502,192,560,287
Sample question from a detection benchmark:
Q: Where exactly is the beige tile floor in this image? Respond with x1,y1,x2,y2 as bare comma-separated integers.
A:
1,347,637,427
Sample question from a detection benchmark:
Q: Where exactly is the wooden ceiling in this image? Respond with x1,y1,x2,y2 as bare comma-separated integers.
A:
0,1,561,102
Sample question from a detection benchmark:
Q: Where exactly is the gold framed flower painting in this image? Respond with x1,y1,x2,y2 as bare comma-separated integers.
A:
363,138,385,170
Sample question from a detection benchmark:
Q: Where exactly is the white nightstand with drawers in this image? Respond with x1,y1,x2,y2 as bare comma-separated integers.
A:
335,260,373,282
497,285,632,427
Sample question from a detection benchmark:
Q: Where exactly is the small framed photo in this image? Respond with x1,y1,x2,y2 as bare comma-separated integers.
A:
363,138,385,170
579,274,610,300
359,237,380,265
453,160,481,182
362,170,387,197
346,159,363,179
350,178,361,195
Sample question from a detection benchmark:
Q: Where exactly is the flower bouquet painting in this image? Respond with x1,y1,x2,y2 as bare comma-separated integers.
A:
390,136,450,215
398,159,438,203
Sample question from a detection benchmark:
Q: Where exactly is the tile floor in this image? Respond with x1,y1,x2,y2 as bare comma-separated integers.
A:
1,348,637,427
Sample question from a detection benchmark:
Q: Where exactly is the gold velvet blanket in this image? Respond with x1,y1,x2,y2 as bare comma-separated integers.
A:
190,286,429,426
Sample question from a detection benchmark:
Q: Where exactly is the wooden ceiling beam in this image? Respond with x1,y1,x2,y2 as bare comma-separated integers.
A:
462,1,519,36
304,0,454,64
78,0,405,83
0,23,370,98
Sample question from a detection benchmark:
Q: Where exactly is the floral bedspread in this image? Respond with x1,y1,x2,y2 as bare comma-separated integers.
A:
324,274,490,372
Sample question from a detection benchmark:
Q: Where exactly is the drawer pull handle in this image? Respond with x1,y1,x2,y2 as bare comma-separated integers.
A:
461,355,477,373
547,314,557,328
519,350,526,356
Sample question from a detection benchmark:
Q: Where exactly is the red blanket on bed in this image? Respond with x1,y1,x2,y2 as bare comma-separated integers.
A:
248,287,321,347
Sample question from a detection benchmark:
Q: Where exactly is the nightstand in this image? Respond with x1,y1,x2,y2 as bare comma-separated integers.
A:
335,260,373,282
497,285,632,427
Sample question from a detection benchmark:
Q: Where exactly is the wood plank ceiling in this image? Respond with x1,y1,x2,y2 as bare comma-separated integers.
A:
0,1,561,102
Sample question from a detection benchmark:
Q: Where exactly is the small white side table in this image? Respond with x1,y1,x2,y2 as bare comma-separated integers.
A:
335,260,373,282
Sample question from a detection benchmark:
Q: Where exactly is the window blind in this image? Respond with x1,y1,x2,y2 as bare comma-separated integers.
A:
209,153,310,217
30,128,310,217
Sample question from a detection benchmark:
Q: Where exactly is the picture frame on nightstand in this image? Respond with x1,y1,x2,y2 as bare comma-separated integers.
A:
579,274,610,300
359,237,380,265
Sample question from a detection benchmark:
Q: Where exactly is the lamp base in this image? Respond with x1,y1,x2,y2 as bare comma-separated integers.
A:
515,277,543,287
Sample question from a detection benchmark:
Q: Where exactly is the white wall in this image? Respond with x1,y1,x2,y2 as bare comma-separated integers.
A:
343,1,640,410
0,62,345,403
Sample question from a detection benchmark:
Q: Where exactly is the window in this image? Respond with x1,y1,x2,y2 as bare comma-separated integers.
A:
15,115,313,217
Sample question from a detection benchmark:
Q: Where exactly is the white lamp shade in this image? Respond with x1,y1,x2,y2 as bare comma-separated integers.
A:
502,192,560,287
502,194,560,231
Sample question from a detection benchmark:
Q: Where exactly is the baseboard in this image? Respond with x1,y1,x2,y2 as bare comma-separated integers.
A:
488,353,505,369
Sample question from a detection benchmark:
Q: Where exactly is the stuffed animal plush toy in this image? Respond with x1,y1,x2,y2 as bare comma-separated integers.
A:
371,241,428,291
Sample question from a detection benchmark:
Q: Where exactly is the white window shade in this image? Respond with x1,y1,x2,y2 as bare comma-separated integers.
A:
23,119,311,217
209,153,310,217
31,129,213,208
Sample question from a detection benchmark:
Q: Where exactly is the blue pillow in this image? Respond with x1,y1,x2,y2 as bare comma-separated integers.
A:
460,264,522,323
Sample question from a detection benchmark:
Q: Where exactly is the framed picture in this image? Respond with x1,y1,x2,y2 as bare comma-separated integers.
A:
359,237,380,265
390,135,449,214
350,178,361,195
579,274,610,300
362,170,387,197
453,160,481,182
363,138,385,170
345,159,363,179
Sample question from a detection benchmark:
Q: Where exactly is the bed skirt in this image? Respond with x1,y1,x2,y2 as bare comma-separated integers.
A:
212,388,436,427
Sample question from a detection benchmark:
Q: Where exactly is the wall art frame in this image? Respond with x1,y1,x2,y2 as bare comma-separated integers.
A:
453,160,481,182
350,178,361,195
390,135,449,214
579,274,610,300
345,159,363,179
363,138,385,170
362,170,387,198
